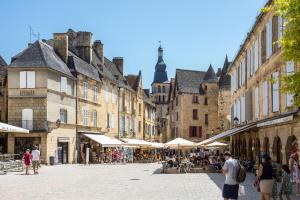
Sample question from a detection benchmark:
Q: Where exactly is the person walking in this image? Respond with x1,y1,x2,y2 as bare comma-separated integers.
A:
258,154,274,200
222,151,239,200
289,141,300,196
31,146,40,174
279,165,292,200
23,149,31,175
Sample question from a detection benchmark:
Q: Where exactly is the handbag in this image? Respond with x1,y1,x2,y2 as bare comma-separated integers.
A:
238,185,246,196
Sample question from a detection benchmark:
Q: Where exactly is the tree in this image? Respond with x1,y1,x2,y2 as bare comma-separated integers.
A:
264,0,300,107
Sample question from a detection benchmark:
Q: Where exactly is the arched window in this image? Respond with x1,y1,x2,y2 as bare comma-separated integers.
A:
158,86,161,93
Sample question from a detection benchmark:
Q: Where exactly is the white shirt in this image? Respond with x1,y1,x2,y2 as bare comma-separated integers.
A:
31,149,40,161
222,158,238,185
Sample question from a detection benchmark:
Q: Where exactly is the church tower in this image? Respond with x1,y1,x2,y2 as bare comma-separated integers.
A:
151,44,169,142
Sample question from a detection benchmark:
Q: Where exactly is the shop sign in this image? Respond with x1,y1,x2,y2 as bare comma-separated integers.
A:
57,137,70,142
257,115,293,127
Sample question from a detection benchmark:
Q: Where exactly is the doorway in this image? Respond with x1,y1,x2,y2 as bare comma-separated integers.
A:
57,142,68,164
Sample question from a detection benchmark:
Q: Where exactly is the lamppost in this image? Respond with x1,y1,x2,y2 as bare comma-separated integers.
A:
233,117,239,127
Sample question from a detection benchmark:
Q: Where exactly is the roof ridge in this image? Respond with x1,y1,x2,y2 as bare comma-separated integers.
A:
176,68,206,73
36,41,48,67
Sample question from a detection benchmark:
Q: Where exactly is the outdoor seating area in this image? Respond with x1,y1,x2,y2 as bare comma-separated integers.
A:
0,154,24,175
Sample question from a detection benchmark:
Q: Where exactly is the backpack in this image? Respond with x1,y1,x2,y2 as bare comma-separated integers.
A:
236,161,247,183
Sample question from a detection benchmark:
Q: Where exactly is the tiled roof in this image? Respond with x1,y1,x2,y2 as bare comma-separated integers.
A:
143,89,155,106
0,56,7,67
219,56,231,87
125,74,139,92
176,69,206,94
203,64,218,83
68,51,101,82
10,40,74,77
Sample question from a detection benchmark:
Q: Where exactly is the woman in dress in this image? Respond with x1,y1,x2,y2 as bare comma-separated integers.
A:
289,141,300,196
23,149,31,175
258,154,274,200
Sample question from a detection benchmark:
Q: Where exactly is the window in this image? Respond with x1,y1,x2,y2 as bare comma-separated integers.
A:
254,87,259,119
106,113,110,128
60,109,67,123
104,86,109,102
192,95,198,104
278,15,283,47
60,77,67,93
83,108,88,126
176,97,178,106
247,48,252,78
192,109,198,120
236,100,241,122
266,19,273,59
93,86,98,102
93,111,97,127
83,81,88,99
205,114,208,125
189,126,197,137
272,72,279,112
286,61,295,107
22,108,33,130
158,96,161,102
176,112,179,121
20,71,35,88
241,59,245,85
162,86,166,93
262,81,269,116
112,89,117,104
204,97,208,105
254,39,259,71
162,96,165,102
241,95,245,123
110,114,115,129
158,86,161,93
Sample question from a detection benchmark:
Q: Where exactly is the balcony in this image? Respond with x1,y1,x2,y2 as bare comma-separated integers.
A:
8,88,47,98
8,120,48,132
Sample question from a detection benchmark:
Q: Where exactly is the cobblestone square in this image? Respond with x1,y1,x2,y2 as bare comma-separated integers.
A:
0,163,263,200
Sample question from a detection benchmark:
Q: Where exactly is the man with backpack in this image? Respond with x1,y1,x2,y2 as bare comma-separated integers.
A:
222,151,243,200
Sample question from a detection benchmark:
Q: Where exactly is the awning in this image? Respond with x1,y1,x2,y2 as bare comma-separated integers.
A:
198,123,256,146
121,138,152,147
165,137,195,149
84,134,124,147
0,122,29,133
202,141,228,148
149,142,165,148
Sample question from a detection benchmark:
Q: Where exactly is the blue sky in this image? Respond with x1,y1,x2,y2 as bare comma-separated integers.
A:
0,0,267,88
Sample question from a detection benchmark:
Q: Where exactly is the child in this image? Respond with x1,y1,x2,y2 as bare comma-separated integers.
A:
23,149,31,175
280,165,292,200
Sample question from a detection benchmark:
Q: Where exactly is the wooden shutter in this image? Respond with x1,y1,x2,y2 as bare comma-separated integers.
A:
198,126,202,138
272,72,279,112
245,91,253,121
255,87,259,119
61,77,67,92
20,71,27,88
272,15,279,52
189,127,192,137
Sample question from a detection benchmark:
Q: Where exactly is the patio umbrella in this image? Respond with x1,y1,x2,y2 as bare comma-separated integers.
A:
204,141,228,148
165,137,195,149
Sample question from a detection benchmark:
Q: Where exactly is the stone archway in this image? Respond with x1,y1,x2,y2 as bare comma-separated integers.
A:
241,138,247,159
263,137,270,154
272,137,282,164
285,135,297,164
231,140,235,155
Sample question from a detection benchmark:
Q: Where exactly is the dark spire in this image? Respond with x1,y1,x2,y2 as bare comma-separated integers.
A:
203,64,218,83
219,55,231,87
153,43,168,84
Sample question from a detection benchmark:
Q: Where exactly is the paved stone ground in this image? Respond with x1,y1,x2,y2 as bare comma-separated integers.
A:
0,163,297,200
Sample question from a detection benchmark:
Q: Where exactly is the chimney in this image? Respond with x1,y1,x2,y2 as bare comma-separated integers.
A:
113,57,124,75
76,31,92,64
93,40,104,63
53,33,68,63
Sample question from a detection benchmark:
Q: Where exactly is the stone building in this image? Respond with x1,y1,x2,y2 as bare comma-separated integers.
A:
143,89,157,142
201,0,299,165
7,40,77,164
0,56,7,123
151,45,169,142
124,72,144,140
167,66,219,142
217,56,232,133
